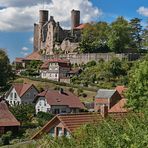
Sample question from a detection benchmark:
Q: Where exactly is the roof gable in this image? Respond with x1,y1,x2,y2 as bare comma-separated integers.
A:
31,112,129,139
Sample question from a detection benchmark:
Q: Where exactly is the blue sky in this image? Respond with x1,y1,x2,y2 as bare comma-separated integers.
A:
0,0,147,62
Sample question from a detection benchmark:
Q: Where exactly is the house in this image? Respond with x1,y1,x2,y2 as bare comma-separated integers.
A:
31,105,128,139
34,89,85,114
94,89,121,112
0,101,20,134
14,51,42,71
40,59,71,83
109,86,128,113
5,83,39,106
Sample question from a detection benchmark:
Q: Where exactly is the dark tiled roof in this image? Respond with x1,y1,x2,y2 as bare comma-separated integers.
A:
0,101,20,127
95,89,116,99
36,90,85,109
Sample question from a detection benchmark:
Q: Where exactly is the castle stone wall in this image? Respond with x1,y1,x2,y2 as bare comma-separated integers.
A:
48,53,140,64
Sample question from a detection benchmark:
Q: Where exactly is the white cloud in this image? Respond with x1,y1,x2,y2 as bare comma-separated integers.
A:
21,47,29,51
20,51,29,56
0,0,102,32
29,37,34,44
137,7,148,17
0,0,51,7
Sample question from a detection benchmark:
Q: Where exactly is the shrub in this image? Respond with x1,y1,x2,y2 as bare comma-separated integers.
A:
1,131,12,145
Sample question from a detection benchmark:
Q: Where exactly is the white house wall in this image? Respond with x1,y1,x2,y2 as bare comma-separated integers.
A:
5,88,21,106
35,97,51,114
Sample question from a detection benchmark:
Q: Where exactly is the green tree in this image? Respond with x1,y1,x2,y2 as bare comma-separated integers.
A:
0,49,13,87
126,55,148,111
129,18,143,51
80,22,110,53
108,17,131,53
22,60,43,76
141,24,148,50
108,57,128,77
10,104,35,125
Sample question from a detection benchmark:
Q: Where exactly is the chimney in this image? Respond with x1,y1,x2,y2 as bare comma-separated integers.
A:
100,105,108,118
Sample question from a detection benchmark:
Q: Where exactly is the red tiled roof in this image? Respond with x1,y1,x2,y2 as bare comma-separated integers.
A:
115,86,127,95
0,101,20,127
31,112,129,139
109,86,128,113
13,83,32,97
109,99,127,113
24,51,42,61
15,58,24,63
75,24,87,29
41,59,70,69
36,90,85,109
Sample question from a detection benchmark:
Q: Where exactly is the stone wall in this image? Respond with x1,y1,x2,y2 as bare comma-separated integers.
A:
48,53,140,65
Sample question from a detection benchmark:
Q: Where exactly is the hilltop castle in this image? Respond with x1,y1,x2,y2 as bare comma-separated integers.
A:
33,9,85,55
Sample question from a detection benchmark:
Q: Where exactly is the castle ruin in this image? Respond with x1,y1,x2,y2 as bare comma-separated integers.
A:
33,9,83,55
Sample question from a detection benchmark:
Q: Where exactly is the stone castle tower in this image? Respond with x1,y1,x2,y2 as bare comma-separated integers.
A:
33,9,82,55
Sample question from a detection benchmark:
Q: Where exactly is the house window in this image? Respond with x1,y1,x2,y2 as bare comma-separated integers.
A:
49,127,55,137
27,93,30,97
47,108,50,112
38,109,40,112
14,93,17,99
10,93,13,98
61,108,66,113
57,127,63,137
54,109,60,114
39,101,42,106
55,74,57,77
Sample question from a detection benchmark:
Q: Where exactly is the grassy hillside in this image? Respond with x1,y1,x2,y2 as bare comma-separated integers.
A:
14,77,96,103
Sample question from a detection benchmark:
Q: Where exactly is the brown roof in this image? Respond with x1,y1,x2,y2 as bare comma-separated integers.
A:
14,83,33,97
0,101,20,127
24,51,42,61
36,90,85,109
31,112,128,139
109,99,127,113
41,59,70,69
115,86,127,95
75,24,87,29
15,58,24,63
109,86,128,113
6,83,34,98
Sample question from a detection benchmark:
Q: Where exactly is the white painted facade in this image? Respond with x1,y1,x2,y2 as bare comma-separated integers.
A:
5,85,38,106
40,62,70,82
35,96,80,114
35,97,51,113
5,88,21,106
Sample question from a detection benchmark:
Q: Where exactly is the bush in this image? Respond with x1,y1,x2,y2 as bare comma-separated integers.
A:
1,131,12,145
